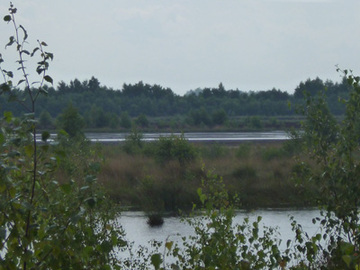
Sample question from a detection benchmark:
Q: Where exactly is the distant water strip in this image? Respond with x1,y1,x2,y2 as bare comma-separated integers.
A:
87,131,289,143
36,131,290,143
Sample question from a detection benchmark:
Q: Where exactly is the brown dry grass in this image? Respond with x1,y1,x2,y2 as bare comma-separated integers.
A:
97,141,316,210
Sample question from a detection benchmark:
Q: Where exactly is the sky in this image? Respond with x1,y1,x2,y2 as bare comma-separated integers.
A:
0,0,359,96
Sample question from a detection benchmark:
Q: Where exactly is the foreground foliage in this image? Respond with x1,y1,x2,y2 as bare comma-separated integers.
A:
165,172,284,269
0,5,125,269
0,114,125,269
291,69,360,269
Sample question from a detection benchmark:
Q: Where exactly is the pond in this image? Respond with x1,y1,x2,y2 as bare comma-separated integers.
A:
118,208,321,250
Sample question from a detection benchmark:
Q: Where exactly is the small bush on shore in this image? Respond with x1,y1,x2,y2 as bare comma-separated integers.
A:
123,128,144,154
153,134,198,166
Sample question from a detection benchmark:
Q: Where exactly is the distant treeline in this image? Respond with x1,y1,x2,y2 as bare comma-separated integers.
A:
0,76,350,130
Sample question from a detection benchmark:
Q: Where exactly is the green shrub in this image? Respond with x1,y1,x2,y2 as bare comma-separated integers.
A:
142,140,157,156
153,134,197,166
56,102,85,139
123,128,143,154
160,170,284,269
289,69,360,268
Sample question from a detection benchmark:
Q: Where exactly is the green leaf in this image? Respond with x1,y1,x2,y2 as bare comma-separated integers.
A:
99,241,112,253
8,151,20,158
85,175,97,184
83,246,93,257
21,50,30,55
31,47,39,57
36,67,44,75
85,197,96,208
41,131,50,142
286,239,291,248
24,145,34,157
3,15,11,22
10,138,21,146
19,25,28,41
4,111,12,122
24,112,35,118
341,242,355,255
197,187,206,204
60,183,72,194
165,241,173,251
45,52,54,60
80,185,90,191
17,79,25,86
0,83,11,93
151,253,162,269
5,36,15,48
44,75,53,84
342,255,352,268
70,208,85,224
0,133,4,145
4,70,13,78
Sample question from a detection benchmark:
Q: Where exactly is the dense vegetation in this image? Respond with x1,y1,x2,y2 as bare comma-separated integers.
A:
2,4,360,269
0,73,350,131
98,138,314,212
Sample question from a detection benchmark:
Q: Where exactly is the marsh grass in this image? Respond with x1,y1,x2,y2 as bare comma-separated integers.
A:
235,143,252,159
198,143,230,159
98,148,203,210
97,141,317,211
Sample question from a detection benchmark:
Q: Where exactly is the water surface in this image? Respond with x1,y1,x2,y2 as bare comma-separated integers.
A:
118,209,320,249
36,131,289,143
87,131,289,143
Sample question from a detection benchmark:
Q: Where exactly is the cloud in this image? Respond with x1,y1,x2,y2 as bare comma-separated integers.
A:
264,0,339,2
1,1,360,95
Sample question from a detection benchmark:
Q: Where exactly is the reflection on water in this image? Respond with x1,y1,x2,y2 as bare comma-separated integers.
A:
88,131,289,143
117,209,320,249
36,131,289,143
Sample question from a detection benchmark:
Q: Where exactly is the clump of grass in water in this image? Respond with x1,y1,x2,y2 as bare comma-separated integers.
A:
147,213,164,227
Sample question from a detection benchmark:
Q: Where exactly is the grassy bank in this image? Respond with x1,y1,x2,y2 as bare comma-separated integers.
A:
96,138,316,211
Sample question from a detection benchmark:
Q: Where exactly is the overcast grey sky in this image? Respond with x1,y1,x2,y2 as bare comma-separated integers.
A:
1,1,359,95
